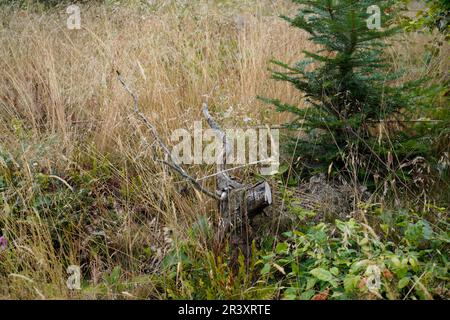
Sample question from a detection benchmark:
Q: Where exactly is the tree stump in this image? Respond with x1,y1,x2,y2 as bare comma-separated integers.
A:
203,104,272,264
117,73,273,268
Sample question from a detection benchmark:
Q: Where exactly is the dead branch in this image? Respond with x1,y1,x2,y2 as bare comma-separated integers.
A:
117,71,219,200
202,103,242,191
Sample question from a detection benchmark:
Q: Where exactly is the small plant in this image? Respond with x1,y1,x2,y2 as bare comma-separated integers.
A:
159,205,449,300
160,217,276,299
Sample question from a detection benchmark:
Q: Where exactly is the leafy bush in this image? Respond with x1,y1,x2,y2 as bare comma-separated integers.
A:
160,204,448,300
259,207,449,300
402,0,450,35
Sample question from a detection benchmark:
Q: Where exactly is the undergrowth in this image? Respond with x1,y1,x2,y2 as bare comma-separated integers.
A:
161,205,449,300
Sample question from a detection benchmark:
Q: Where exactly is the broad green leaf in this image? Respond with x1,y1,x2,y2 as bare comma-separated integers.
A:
275,242,289,254
344,275,361,293
330,267,339,276
398,277,411,289
391,256,401,267
310,268,333,282
261,263,271,275
283,287,298,300
299,289,316,300
306,277,317,290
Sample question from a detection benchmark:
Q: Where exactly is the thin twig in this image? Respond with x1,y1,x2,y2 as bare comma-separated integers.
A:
47,175,74,192
196,158,275,182
159,160,219,199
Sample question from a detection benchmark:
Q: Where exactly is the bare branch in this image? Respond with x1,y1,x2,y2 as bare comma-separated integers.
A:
202,103,242,190
117,71,219,200
118,72,272,266
202,103,226,141
202,103,227,169
159,160,219,199
117,71,138,113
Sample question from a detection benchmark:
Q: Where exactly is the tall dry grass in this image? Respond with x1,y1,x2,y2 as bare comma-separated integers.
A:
0,1,306,149
0,0,310,299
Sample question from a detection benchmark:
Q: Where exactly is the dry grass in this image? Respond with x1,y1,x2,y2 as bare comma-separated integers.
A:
0,1,305,149
0,1,446,299
0,0,310,299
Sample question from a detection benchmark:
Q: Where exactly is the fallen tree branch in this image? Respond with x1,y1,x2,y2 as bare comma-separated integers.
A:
202,103,242,191
117,71,219,200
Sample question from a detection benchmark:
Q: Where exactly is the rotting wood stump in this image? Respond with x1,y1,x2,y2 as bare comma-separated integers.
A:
203,104,272,263
118,71,272,266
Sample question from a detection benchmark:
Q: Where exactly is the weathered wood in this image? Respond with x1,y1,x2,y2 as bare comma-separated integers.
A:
246,181,272,216
203,104,272,262
118,73,272,265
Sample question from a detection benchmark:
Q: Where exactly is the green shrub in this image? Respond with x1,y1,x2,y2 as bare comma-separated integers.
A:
160,205,449,300
259,206,449,300
402,0,450,35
